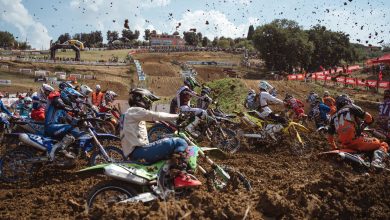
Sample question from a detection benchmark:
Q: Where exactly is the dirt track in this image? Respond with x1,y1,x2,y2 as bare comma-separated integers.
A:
0,133,389,219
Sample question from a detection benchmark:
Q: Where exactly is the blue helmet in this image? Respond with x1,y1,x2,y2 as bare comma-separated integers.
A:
61,87,83,106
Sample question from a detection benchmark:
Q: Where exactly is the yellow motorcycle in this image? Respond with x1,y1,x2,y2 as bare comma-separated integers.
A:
233,111,310,155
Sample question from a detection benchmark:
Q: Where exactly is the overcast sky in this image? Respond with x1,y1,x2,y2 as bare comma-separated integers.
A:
0,0,389,49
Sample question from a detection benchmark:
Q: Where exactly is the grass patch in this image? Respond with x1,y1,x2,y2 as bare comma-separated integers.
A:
205,78,247,112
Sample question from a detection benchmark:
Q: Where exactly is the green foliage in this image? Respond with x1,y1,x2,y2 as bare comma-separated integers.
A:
57,33,71,44
205,78,247,112
252,19,358,72
144,29,151,41
106,30,119,42
247,25,255,40
122,29,140,41
202,37,211,47
0,31,15,47
73,31,103,47
183,31,199,46
253,19,314,72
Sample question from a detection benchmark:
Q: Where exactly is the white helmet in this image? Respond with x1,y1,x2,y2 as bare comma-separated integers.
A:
24,97,32,103
41,83,54,96
258,81,273,92
104,90,118,103
80,85,93,96
96,84,101,91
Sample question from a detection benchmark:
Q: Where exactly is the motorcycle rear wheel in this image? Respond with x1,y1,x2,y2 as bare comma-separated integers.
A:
86,180,138,209
212,127,240,154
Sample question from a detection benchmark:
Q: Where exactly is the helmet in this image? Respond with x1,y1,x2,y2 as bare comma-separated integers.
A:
384,89,390,99
24,97,32,104
80,85,93,96
41,84,54,97
248,89,256,95
184,76,200,90
323,91,330,97
335,94,353,110
96,84,101,91
104,90,118,103
258,81,272,92
201,86,211,95
285,94,293,100
59,82,74,91
128,88,160,110
60,87,83,106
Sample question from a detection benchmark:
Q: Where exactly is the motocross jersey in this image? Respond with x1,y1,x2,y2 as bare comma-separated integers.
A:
285,98,304,111
378,99,390,131
308,103,330,127
0,100,12,116
45,92,73,126
323,96,336,114
328,104,371,144
176,85,197,107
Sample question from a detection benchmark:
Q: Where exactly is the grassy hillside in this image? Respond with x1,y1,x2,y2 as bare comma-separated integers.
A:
205,78,247,112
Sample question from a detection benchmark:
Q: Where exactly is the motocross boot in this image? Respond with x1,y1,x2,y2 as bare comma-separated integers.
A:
171,152,202,188
185,117,201,138
371,149,387,169
49,134,76,161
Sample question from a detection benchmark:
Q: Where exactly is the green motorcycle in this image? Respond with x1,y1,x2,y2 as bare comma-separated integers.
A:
79,132,251,209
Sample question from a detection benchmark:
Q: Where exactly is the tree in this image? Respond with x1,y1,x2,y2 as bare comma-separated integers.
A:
57,33,71,44
107,30,119,42
307,25,357,70
212,37,219,47
122,29,140,41
0,31,15,48
252,19,313,72
202,36,210,47
247,25,255,40
144,29,151,40
183,31,199,46
217,39,230,49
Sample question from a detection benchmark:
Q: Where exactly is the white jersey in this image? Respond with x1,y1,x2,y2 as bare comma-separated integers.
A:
258,91,284,117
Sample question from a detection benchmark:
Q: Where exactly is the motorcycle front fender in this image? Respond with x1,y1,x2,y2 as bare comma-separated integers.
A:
95,133,120,141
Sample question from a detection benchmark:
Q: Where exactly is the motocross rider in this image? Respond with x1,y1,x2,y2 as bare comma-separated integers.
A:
323,91,336,115
284,94,306,120
244,89,257,110
196,86,213,110
16,96,32,117
31,95,45,121
32,84,55,109
174,76,208,136
377,89,390,137
308,96,330,129
0,92,13,117
256,81,285,122
327,95,388,169
44,83,84,161
121,88,202,188
100,91,118,113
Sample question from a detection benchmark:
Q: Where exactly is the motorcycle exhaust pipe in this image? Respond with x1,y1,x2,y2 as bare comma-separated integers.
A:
19,133,46,151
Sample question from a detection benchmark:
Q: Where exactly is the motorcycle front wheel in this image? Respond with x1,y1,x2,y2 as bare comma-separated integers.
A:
86,180,138,209
212,127,240,154
89,146,125,165
207,165,252,192
148,124,174,142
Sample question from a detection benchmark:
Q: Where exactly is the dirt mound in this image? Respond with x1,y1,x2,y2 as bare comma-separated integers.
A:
1,133,389,219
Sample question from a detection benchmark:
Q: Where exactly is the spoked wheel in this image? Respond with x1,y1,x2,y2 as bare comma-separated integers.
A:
148,125,173,142
92,120,116,135
86,180,137,209
212,128,240,154
0,147,36,183
207,165,251,192
89,146,125,165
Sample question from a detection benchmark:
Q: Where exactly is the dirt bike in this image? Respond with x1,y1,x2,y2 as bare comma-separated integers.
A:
233,111,310,155
0,118,125,183
84,104,117,135
318,124,390,172
148,110,240,153
78,132,251,209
